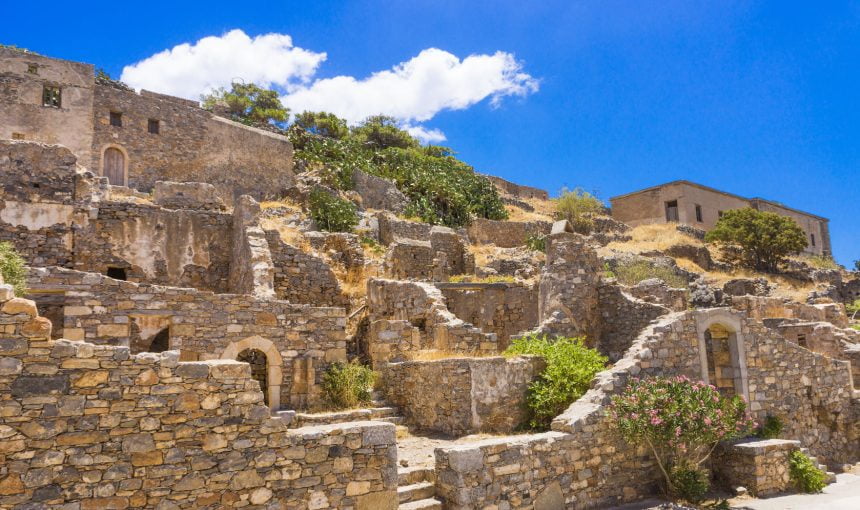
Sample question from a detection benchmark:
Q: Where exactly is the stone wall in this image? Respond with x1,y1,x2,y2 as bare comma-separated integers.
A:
26,267,347,410
74,200,233,293
265,230,347,307
466,218,551,248
91,86,295,203
0,290,397,509
383,228,474,281
384,356,544,435
713,439,800,496
484,174,548,200
366,279,501,359
377,212,432,246
438,282,539,348
625,278,688,312
384,239,433,280
597,283,670,361
730,296,849,329
363,320,422,370
352,169,408,213
228,196,275,299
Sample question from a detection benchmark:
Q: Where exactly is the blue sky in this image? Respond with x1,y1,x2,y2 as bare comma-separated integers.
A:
4,0,858,265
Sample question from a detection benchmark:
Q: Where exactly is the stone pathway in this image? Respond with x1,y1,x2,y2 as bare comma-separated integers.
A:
729,473,860,510
395,431,512,468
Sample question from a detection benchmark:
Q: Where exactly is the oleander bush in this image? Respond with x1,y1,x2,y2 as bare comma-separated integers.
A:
609,376,755,500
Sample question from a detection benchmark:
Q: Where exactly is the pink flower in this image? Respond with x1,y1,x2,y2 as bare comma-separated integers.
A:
675,427,682,437
703,417,712,426
651,417,663,426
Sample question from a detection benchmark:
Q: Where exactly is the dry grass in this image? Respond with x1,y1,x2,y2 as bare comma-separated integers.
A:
448,274,516,284
675,258,816,303
260,217,312,252
404,349,495,361
504,204,554,223
260,197,302,212
468,244,502,267
522,197,557,217
605,223,704,255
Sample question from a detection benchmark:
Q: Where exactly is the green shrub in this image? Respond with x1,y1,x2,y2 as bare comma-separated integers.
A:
525,233,546,252
788,450,827,493
846,299,860,319
308,189,359,233
553,188,604,234
705,208,808,273
603,262,617,279
756,415,783,439
612,260,688,289
321,360,377,409
609,376,755,499
359,235,384,256
670,465,709,503
504,335,607,430
0,242,27,297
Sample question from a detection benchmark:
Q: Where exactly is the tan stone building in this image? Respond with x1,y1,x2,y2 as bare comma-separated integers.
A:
610,180,831,256
0,47,295,202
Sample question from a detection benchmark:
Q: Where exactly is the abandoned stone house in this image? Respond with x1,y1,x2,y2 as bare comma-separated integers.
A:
0,47,294,202
610,180,832,256
0,49,858,509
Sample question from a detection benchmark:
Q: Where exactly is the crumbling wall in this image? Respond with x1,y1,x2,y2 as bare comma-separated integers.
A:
265,229,347,307
484,174,548,200
466,218,551,248
352,169,408,213
152,180,226,211
439,282,539,347
0,290,396,509
228,196,274,298
26,267,347,409
384,356,544,435
731,296,849,328
597,283,670,361
383,227,473,281
74,200,233,292
377,212,432,246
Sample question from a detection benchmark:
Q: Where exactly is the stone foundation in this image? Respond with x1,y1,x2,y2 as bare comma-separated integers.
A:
713,439,800,496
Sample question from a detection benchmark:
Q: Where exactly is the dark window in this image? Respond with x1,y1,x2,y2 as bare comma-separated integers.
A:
797,334,807,348
11,133,25,140
147,328,170,353
665,200,679,222
106,267,127,280
811,234,816,246
42,85,61,107
147,119,160,134
695,204,703,223
110,111,123,127
27,64,38,74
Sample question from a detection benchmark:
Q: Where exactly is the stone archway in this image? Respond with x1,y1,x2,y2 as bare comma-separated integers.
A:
221,336,283,410
237,349,269,405
695,311,750,402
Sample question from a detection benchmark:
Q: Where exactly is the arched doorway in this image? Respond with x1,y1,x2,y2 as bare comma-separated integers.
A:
695,312,750,402
238,349,269,405
147,327,170,353
102,146,126,185
220,336,283,409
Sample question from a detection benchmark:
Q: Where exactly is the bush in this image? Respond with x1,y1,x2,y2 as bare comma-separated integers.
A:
504,335,607,430
705,208,808,273
0,242,27,297
202,82,289,126
803,255,840,270
609,376,755,499
755,415,783,439
525,233,546,252
553,188,604,234
321,360,377,409
670,465,709,503
308,189,359,233
846,299,860,319
854,259,860,272
788,450,827,493
612,260,688,289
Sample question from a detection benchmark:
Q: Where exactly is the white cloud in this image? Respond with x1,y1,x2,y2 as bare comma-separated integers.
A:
120,29,326,100
404,124,447,144
281,48,539,124
120,31,539,141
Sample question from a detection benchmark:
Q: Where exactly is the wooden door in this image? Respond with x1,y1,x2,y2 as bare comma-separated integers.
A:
103,148,124,185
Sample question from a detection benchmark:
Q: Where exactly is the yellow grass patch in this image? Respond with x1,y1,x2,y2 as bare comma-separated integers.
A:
605,223,704,255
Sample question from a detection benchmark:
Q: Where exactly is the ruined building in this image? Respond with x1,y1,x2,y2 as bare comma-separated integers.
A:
610,180,832,256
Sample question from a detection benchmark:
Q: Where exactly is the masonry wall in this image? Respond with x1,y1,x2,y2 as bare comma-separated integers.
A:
265,230,347,307
597,283,669,361
484,174,548,200
0,49,95,165
466,218,550,248
91,86,295,202
439,282,539,347
384,356,543,435
712,439,800,496
26,267,347,410
0,291,397,509
74,201,233,293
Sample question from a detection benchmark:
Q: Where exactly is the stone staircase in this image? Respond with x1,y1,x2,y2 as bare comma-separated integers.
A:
397,466,442,509
273,392,405,428
799,447,837,484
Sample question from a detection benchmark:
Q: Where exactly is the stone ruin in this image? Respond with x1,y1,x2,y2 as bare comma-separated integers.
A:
0,136,858,509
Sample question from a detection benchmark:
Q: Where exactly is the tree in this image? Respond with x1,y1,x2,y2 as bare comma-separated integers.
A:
705,208,808,273
0,242,27,297
553,187,605,234
349,115,418,150
293,111,349,139
854,259,860,272
202,83,289,126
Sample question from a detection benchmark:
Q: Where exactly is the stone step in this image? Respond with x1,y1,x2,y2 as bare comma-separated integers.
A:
398,466,436,486
369,406,399,418
289,407,403,428
399,498,443,510
398,482,436,504
381,416,405,425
